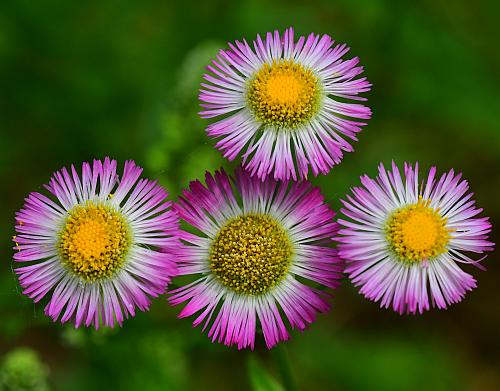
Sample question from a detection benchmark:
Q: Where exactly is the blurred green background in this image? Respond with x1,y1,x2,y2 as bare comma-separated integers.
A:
1,0,499,390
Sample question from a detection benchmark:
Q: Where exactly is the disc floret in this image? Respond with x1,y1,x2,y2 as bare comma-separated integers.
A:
386,197,450,262
247,60,321,128
210,214,293,295
58,202,131,282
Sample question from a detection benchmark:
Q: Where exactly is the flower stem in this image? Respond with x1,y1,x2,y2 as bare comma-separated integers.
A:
273,344,298,391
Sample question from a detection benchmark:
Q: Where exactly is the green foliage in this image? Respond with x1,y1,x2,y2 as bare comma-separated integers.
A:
0,348,50,391
293,323,462,391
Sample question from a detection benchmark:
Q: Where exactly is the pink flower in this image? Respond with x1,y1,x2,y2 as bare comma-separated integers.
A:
13,158,179,328
169,168,342,349
200,27,372,181
337,162,494,314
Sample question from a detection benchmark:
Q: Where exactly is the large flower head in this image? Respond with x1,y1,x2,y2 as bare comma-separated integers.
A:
169,168,342,349
13,158,179,328
337,162,494,314
200,27,372,181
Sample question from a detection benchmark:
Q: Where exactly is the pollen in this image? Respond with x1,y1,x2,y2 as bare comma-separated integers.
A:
247,60,321,128
58,202,130,282
210,214,293,295
386,197,451,262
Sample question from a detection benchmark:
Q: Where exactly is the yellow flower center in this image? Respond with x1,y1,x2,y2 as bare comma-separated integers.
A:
386,198,450,262
210,214,293,295
247,60,321,128
58,203,131,282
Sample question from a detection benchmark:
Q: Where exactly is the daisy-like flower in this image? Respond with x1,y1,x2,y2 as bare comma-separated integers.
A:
337,162,494,314
200,27,371,181
13,158,179,328
169,168,342,349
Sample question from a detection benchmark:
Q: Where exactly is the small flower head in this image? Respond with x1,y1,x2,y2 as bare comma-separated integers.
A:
200,27,372,181
13,158,179,328
337,162,494,314
169,168,342,349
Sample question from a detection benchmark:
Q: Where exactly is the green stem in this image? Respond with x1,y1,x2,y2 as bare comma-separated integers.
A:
274,344,298,391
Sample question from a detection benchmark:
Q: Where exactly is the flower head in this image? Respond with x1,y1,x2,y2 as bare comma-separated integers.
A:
200,27,372,181
337,162,494,314
13,158,179,328
169,168,342,349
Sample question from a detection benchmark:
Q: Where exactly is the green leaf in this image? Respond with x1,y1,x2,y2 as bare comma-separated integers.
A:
247,355,285,391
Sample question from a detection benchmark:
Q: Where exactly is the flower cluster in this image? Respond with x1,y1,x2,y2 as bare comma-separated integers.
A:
12,28,493,349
